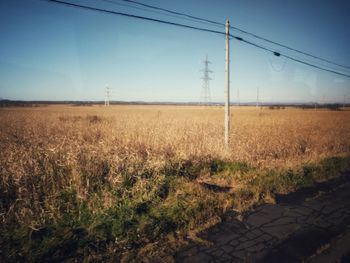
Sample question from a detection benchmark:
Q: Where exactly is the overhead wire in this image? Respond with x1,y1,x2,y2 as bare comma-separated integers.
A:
120,0,350,70
46,0,350,78
229,26,350,70
121,0,223,27
268,51,288,72
235,37,350,78
101,0,222,28
47,0,226,35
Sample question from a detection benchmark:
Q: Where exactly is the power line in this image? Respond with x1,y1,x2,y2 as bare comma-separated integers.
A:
268,52,288,72
120,0,350,71
47,0,226,36
121,0,223,27
230,26,350,70
101,0,220,27
235,37,350,78
46,0,350,78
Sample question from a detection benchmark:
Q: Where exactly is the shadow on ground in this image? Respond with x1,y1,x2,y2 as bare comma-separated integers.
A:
176,172,350,262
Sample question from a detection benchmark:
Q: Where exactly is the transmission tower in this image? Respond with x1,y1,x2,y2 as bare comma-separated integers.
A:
256,87,260,108
200,55,212,105
105,85,110,106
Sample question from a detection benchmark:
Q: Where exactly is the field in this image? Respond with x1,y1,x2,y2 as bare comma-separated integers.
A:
1,105,350,262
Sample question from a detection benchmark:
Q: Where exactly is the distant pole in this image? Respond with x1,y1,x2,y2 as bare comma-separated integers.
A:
105,86,107,106
224,20,230,146
256,87,259,108
237,88,240,106
105,85,110,106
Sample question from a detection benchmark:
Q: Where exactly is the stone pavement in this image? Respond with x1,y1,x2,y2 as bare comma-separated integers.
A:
176,173,350,262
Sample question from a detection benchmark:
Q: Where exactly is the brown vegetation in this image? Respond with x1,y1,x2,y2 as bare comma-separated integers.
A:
0,105,349,262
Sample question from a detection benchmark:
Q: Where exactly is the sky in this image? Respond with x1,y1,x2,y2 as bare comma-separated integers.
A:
0,0,349,103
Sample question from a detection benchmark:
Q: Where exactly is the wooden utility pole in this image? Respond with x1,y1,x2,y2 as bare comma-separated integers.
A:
224,20,230,146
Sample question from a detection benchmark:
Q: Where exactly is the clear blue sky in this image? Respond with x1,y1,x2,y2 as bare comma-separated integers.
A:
0,0,349,103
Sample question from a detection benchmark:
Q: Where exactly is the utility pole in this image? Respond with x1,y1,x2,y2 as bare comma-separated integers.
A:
224,20,230,146
105,85,110,106
256,87,259,108
200,55,212,105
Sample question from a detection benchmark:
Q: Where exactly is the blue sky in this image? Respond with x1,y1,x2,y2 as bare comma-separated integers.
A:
0,0,349,103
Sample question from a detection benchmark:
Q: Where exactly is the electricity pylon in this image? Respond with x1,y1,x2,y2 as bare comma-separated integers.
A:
200,55,212,105
105,85,110,106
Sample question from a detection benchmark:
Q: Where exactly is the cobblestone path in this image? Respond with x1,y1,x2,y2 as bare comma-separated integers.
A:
176,173,350,262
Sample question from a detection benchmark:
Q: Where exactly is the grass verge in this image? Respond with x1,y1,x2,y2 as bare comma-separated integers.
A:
1,155,349,262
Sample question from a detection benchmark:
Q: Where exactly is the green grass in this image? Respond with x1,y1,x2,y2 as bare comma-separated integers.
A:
1,156,349,262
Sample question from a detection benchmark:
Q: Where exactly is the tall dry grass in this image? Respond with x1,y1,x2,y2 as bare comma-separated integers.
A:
0,105,349,261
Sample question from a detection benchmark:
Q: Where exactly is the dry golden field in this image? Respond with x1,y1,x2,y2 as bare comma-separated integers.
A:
2,105,349,165
1,105,350,262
